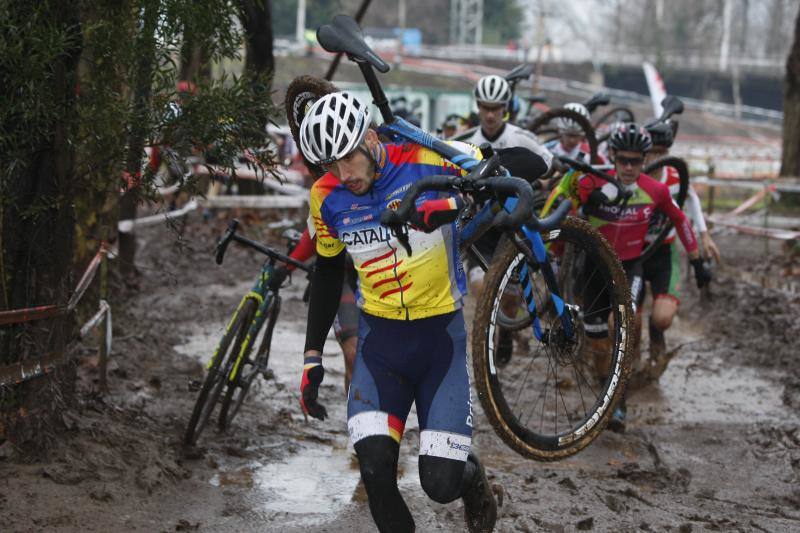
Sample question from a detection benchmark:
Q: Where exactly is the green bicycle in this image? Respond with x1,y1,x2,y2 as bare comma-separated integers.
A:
183,220,311,446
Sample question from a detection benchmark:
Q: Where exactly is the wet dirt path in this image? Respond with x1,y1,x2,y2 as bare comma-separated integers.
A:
2,219,799,532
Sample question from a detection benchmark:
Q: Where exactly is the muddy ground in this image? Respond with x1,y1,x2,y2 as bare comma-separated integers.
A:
2,214,799,533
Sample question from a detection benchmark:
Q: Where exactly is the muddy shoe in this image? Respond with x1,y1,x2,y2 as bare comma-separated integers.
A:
645,319,675,381
648,319,666,361
607,399,627,433
462,452,497,533
496,329,513,367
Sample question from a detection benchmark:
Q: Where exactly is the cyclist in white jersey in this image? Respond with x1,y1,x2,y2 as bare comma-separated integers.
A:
465,75,552,364
465,75,553,162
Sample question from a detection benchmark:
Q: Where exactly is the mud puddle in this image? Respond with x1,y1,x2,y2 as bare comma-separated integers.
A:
174,291,430,529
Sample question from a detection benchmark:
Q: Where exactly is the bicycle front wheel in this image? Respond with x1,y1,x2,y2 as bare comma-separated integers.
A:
472,218,634,460
218,295,281,431
184,298,256,446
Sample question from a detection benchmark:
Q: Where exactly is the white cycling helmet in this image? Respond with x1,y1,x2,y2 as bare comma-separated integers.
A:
556,102,590,134
299,91,372,165
474,75,511,105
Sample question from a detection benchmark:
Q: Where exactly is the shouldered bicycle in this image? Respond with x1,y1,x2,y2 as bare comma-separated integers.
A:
284,14,636,460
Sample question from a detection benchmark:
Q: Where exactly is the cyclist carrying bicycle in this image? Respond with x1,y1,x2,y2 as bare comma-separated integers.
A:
464,74,553,364
545,102,608,164
577,123,712,431
465,75,552,156
641,119,720,363
297,91,497,533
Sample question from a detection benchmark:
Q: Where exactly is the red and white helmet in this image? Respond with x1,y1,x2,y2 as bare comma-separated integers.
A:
474,75,511,105
299,91,372,165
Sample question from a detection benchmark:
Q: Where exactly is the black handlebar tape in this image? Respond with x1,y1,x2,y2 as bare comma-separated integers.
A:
485,176,535,229
532,197,573,233
379,175,458,226
215,219,240,265
556,155,630,206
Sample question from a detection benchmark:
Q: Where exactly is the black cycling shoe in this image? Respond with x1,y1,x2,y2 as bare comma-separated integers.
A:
462,452,497,533
496,329,513,366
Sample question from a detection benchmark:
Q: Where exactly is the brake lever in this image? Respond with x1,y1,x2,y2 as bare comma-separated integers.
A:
393,224,413,256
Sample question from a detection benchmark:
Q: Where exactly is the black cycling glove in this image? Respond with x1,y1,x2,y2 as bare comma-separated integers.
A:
690,258,712,288
585,189,609,212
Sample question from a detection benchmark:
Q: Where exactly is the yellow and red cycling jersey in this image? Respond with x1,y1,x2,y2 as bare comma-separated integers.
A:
308,141,480,320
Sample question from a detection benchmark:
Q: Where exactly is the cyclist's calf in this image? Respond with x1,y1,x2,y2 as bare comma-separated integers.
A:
651,296,679,331
355,436,414,533
419,454,467,503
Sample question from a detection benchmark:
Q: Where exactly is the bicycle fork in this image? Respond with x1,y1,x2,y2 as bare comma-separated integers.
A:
516,224,576,343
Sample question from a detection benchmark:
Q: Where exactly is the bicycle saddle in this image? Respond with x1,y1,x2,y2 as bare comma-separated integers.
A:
659,95,684,119
317,15,390,73
584,92,610,113
505,63,533,83
644,96,685,127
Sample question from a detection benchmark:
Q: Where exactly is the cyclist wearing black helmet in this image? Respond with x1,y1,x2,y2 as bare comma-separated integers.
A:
577,123,711,431
642,119,720,363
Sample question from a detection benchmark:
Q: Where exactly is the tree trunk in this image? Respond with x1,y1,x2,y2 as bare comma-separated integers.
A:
0,1,83,447
239,0,275,78
781,8,800,178
118,0,160,278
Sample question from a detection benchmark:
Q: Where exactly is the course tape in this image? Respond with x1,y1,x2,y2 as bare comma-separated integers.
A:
0,244,109,326
0,245,114,388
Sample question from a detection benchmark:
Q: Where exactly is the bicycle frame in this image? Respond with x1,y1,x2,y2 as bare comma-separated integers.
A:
229,264,279,381
205,262,278,382
369,83,576,344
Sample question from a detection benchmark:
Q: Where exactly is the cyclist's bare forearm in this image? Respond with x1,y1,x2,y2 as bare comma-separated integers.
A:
304,251,346,354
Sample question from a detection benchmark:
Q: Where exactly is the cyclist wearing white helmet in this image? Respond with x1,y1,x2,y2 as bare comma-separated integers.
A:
466,75,553,365
298,91,497,533
546,102,607,163
467,75,553,161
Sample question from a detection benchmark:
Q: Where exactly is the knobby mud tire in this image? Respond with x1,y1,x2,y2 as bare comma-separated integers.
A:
593,106,636,129
526,108,599,164
472,218,634,461
218,296,281,431
638,156,690,263
284,75,339,179
184,299,256,446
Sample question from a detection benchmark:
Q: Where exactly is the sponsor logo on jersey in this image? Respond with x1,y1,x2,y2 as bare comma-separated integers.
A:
385,182,412,201
386,199,401,211
342,213,374,226
340,226,395,247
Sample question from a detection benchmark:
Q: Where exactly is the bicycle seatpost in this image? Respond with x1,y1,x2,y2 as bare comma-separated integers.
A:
355,60,393,123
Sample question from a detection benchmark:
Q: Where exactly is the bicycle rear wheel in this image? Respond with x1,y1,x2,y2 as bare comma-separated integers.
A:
526,108,599,163
184,298,256,446
593,106,635,129
218,295,281,431
472,218,633,460
639,156,689,262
